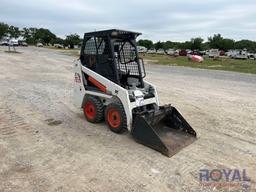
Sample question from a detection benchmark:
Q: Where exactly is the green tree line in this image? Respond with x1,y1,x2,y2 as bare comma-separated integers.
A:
138,34,256,53
0,22,81,48
1,22,256,52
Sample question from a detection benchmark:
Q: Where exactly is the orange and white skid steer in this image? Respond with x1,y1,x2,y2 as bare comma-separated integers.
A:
74,29,196,157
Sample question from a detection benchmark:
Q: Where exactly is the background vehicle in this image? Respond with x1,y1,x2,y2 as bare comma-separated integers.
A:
9,39,19,46
166,49,175,55
166,49,179,56
22,42,28,46
18,41,28,46
188,54,204,62
147,48,156,54
74,29,197,157
219,50,225,56
156,49,165,54
248,53,256,60
191,50,201,56
54,44,64,48
209,49,220,58
186,49,192,55
226,50,234,57
0,41,9,46
230,49,248,59
179,49,187,56
137,46,147,53
36,43,43,47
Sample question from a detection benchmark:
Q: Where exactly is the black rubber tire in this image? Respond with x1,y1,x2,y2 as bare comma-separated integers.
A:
105,102,127,133
83,95,104,123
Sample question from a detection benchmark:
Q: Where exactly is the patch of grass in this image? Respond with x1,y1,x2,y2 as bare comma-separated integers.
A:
59,49,80,57
141,54,256,74
45,46,80,57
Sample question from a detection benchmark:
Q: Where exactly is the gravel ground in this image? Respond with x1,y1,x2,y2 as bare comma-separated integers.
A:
0,46,255,192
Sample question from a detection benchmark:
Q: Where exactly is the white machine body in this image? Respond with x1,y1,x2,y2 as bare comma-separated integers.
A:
74,60,160,131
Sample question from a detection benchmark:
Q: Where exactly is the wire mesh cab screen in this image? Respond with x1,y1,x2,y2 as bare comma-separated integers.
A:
114,39,145,78
81,32,146,87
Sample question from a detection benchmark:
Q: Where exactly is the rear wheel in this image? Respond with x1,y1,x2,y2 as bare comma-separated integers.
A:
83,95,104,123
105,102,127,133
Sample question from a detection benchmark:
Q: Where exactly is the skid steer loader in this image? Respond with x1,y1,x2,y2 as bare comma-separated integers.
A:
74,29,197,157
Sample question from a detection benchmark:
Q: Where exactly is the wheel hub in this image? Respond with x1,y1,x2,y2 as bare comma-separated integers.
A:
84,101,96,120
108,109,121,128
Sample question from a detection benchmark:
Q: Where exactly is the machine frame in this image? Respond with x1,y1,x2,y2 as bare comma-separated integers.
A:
74,29,160,131
74,29,196,157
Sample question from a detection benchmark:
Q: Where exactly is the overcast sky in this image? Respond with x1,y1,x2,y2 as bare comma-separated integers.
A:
1,0,255,42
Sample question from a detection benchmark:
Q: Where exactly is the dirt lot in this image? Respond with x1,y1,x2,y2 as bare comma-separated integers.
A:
0,46,255,192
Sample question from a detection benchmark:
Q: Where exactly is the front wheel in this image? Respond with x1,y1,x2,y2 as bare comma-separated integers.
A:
105,102,127,133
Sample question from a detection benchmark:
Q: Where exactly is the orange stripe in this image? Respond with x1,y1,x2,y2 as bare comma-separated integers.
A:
88,76,107,93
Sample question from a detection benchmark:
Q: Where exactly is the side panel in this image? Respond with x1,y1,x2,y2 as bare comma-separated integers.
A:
81,65,134,131
75,65,161,131
73,60,86,107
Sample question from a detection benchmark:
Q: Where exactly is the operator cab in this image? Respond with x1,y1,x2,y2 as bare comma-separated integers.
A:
80,29,146,90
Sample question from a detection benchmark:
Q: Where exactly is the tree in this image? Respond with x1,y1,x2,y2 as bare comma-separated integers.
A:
222,38,235,51
50,37,65,45
163,41,179,50
0,23,9,39
21,28,31,40
190,37,204,50
8,25,20,38
201,42,210,50
178,41,192,50
35,28,56,44
154,41,164,50
3,22,256,52
235,40,256,53
137,39,154,49
208,34,223,49
65,34,81,48
208,34,236,51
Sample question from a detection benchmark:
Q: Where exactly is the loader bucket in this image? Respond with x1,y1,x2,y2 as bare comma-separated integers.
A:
131,105,196,157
